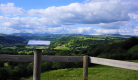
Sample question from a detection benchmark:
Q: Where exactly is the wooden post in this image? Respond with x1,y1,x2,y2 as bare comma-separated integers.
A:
83,55,88,80
33,49,42,80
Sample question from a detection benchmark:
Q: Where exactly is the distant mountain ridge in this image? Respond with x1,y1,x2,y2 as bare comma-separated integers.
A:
11,33,33,35
9,33,138,37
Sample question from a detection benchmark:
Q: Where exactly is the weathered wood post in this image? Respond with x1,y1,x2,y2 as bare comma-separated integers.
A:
33,49,42,80
83,55,88,80
26,40,51,80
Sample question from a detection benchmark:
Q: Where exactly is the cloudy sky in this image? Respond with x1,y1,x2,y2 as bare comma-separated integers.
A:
0,0,138,35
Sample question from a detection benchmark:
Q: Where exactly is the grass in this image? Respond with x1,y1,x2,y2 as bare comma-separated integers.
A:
26,46,49,49
25,65,138,80
54,45,70,50
4,62,8,66
127,45,138,53
83,38,105,40
3,47,16,49
54,38,105,50
125,60,138,63
53,37,106,50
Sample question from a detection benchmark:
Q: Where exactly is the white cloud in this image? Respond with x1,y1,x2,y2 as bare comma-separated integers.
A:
0,3,26,15
1,1,138,25
3,22,11,26
0,27,20,34
95,29,119,34
128,13,138,19
66,27,95,34
1,16,62,30
119,29,132,35
0,16,9,22
27,1,134,25
0,0,138,35
92,21,134,29
133,26,138,35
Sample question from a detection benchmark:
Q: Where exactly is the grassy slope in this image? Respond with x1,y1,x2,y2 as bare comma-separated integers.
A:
127,45,138,53
3,47,16,49
54,38,105,50
54,45,70,50
26,65,138,80
4,62,8,66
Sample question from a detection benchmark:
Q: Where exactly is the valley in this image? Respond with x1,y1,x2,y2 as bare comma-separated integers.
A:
0,33,138,80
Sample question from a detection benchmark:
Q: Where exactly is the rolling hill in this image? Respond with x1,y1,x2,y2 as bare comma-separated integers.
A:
0,34,25,45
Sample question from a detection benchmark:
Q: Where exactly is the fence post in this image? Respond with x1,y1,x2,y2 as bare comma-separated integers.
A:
33,49,42,80
83,55,88,80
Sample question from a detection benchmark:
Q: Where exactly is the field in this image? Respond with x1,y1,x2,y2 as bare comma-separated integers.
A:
26,45,49,49
3,47,16,49
54,45,70,50
83,38,105,40
4,62,8,66
53,37,106,50
25,65,138,80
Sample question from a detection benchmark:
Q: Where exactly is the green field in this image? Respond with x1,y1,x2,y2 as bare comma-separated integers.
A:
54,45,70,50
26,65,138,80
4,62,8,66
53,37,106,50
3,47,16,49
26,45,49,49
83,38,105,40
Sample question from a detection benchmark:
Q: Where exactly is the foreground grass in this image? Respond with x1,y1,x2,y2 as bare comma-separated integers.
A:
26,65,138,80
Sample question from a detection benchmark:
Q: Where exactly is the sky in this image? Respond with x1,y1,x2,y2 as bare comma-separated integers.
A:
0,0,138,35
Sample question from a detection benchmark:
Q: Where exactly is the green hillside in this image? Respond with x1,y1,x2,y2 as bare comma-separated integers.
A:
127,45,138,53
26,65,138,80
51,37,107,50
0,34,25,45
